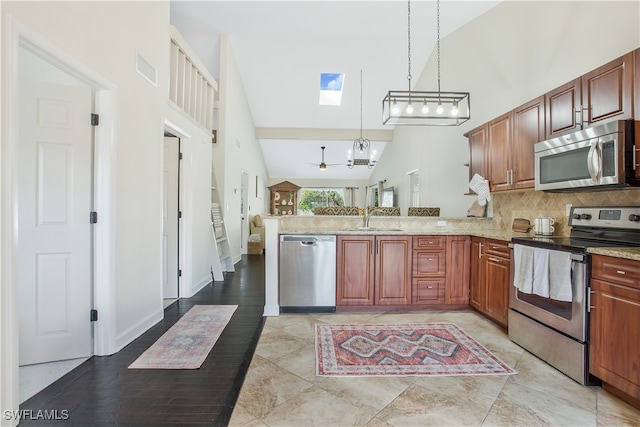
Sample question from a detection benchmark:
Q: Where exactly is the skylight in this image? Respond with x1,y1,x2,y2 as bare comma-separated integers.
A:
319,73,344,106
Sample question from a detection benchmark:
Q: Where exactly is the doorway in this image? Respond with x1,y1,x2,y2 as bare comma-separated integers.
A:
240,171,249,254
163,136,180,300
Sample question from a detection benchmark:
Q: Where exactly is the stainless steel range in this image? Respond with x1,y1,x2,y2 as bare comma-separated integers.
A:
509,206,640,385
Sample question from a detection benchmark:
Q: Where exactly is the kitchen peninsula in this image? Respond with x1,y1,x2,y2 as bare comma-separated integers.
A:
263,213,509,317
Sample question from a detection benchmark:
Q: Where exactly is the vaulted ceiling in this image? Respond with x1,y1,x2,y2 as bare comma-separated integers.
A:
170,0,501,180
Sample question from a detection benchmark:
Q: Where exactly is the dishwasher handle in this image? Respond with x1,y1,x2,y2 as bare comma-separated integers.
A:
280,235,335,245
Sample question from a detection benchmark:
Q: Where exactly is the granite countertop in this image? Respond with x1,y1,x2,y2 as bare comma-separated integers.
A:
587,247,640,262
278,229,640,261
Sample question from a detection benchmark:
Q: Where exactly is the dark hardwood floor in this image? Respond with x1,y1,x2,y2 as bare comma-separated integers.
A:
19,255,266,426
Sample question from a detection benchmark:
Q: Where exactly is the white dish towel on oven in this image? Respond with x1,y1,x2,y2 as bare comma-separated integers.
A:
513,244,534,293
549,250,573,302
532,248,550,297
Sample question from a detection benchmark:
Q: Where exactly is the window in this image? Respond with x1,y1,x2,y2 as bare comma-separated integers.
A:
319,73,345,106
298,188,345,215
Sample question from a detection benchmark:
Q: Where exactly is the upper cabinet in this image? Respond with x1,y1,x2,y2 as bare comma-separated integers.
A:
467,96,544,192
468,49,636,193
635,48,640,120
512,96,545,189
546,52,634,139
268,180,300,216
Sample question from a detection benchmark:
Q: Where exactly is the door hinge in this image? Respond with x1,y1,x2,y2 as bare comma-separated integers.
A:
178,211,182,219
90,211,98,224
179,152,183,160
90,309,98,322
178,269,182,277
91,113,99,126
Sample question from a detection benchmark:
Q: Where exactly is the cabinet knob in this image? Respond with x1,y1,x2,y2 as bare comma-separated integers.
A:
616,270,627,275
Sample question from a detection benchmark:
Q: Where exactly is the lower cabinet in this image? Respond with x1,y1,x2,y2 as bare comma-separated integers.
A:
336,235,411,306
469,237,510,327
337,234,471,308
590,255,640,407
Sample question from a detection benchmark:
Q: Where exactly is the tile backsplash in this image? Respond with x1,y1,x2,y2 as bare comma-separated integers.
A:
491,188,640,236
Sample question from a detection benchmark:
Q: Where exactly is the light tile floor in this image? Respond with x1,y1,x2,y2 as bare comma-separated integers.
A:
230,310,640,426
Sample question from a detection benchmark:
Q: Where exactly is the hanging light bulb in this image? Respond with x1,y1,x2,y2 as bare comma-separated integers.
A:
436,101,444,114
391,99,399,115
406,102,414,114
421,99,429,114
451,100,459,116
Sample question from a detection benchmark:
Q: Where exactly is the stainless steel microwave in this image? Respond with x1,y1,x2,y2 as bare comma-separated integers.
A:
534,120,639,192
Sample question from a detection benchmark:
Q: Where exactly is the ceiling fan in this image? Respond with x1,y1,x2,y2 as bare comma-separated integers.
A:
307,146,342,171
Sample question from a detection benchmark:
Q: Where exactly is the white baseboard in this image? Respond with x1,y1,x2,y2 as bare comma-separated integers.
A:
115,309,163,352
263,304,280,316
191,275,211,296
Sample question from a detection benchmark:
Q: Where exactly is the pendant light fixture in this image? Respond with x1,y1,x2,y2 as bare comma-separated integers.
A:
348,70,376,169
382,0,470,126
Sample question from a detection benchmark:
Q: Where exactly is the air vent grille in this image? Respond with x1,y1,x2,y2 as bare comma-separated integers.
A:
136,53,157,87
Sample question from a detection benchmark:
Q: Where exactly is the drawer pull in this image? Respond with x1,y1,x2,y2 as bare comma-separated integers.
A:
427,241,435,244
488,257,501,263
427,258,434,261
427,286,434,289
616,270,626,275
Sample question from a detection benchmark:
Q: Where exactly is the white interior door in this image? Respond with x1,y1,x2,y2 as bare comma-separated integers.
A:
163,137,179,299
18,80,93,366
240,171,249,252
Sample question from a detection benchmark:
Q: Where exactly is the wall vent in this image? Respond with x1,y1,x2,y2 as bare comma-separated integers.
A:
136,53,157,87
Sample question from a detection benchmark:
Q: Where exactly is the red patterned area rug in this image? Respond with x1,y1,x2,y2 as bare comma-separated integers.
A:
129,305,237,369
316,323,517,377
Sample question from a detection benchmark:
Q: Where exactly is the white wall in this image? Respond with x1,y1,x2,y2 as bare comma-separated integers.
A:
372,0,640,217
217,34,269,261
1,0,171,347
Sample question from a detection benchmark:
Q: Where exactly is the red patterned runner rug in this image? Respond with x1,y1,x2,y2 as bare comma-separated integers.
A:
316,323,517,377
129,305,237,369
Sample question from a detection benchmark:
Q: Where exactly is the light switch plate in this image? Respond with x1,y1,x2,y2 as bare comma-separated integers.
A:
437,220,447,227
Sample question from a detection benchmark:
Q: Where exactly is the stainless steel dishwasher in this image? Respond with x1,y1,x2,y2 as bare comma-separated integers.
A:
279,234,336,313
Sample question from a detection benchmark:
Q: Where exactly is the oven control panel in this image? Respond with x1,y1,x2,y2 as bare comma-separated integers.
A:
569,206,640,230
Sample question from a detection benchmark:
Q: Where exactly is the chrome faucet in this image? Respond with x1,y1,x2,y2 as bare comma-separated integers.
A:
363,207,384,228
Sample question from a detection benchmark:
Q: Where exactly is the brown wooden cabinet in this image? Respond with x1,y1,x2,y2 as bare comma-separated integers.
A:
511,96,545,189
635,48,640,120
469,237,510,327
412,236,446,304
375,236,412,305
465,125,487,189
467,97,544,193
268,180,300,216
546,52,634,139
590,255,640,407
336,235,411,306
445,235,471,304
487,113,512,192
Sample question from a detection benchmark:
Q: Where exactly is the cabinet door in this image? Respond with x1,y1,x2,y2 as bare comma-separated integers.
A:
582,52,633,125
546,77,582,139
484,254,510,327
487,113,512,192
635,48,640,121
512,96,545,189
375,236,411,305
445,235,470,304
467,124,487,184
336,236,375,306
590,279,640,398
469,238,484,310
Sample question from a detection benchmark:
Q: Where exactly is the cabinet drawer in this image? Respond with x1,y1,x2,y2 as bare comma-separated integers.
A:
413,236,446,250
412,250,446,276
412,279,445,304
592,255,640,289
484,239,510,258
